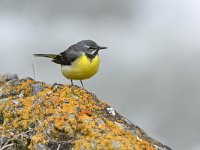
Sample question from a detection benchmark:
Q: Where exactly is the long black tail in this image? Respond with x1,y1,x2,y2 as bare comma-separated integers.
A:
34,53,66,65
34,54,58,59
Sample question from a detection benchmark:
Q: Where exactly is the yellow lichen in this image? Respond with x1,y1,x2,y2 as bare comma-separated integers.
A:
0,79,161,150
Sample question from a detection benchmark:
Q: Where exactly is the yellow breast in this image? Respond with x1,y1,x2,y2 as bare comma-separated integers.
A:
61,54,100,80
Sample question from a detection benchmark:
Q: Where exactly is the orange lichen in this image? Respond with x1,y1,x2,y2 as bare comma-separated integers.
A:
30,134,47,149
0,78,168,150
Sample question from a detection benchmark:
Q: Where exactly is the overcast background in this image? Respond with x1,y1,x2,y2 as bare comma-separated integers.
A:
1,0,200,149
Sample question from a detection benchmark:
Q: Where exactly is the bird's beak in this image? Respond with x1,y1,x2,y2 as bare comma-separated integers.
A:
98,46,107,50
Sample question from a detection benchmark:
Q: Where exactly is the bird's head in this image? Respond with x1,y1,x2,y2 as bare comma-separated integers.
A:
77,40,107,57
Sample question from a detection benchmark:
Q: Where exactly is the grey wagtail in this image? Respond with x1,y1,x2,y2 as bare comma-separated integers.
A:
34,40,107,88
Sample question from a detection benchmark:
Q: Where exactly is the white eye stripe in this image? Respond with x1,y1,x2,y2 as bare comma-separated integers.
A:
84,45,90,48
84,45,97,50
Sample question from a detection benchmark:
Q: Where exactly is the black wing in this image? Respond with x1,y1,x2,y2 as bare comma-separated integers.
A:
52,46,81,65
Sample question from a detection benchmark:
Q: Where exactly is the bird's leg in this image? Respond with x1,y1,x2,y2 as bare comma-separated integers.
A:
80,80,84,89
71,80,74,86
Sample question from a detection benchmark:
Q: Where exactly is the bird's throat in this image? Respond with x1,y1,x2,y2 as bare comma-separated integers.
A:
86,50,99,61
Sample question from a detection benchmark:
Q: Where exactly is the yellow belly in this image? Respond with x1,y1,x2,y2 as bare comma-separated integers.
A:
61,54,100,80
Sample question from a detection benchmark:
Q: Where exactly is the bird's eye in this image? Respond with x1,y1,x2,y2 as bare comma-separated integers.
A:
89,47,95,50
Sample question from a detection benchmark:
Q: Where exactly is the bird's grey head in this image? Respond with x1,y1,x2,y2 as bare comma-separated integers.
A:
76,40,107,57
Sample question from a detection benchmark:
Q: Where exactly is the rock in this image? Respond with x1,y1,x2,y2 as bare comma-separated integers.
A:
112,141,120,149
0,73,18,83
32,83,44,95
35,144,51,150
0,136,8,145
0,75,172,150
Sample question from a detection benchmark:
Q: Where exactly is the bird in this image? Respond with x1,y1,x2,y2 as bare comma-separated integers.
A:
34,40,107,88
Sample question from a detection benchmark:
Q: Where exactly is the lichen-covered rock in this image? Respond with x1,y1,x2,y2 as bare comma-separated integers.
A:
0,73,18,83
0,74,171,150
